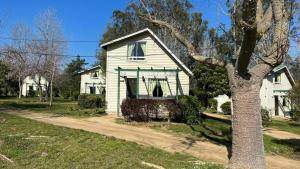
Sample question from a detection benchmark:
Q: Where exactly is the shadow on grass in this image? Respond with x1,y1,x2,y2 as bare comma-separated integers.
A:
272,138,300,156
6,102,48,109
189,124,232,159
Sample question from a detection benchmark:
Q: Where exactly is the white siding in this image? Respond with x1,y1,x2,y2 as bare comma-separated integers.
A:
80,68,105,94
21,75,48,96
260,69,293,117
106,34,190,113
216,69,293,117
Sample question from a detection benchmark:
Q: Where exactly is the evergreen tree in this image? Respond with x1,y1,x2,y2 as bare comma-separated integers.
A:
58,56,86,99
191,63,230,107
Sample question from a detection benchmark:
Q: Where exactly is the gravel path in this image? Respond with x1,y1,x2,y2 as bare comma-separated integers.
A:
1,108,300,169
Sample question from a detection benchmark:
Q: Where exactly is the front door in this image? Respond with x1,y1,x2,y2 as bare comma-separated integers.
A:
126,78,137,99
275,96,279,116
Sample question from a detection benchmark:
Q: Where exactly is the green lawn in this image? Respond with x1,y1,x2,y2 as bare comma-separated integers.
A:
0,97,105,117
116,117,300,160
0,113,222,169
269,119,300,135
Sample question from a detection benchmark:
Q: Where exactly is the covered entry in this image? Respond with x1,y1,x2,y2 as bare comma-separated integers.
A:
116,67,181,115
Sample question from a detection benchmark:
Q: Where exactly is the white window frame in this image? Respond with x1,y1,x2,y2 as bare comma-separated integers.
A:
90,71,99,79
274,73,281,84
127,42,146,61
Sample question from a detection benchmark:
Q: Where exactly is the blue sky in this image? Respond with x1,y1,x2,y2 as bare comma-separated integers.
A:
4,0,296,67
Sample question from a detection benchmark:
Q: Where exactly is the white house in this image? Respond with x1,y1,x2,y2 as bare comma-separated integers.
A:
78,65,106,95
101,28,193,114
215,65,296,117
21,75,48,96
260,65,295,117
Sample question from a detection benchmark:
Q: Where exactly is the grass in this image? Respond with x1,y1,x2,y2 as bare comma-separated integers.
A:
0,113,222,169
116,117,300,160
269,119,300,135
0,97,106,117
264,135,300,159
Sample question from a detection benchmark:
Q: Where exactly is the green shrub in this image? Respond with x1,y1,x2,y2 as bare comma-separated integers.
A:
27,89,37,97
208,98,218,110
121,96,202,124
290,109,300,122
178,95,202,125
261,108,271,127
221,102,231,115
78,94,106,109
72,91,80,100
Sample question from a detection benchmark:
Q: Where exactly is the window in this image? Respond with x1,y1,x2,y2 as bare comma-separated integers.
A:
91,71,99,79
89,86,96,94
29,86,34,92
274,73,281,83
126,78,137,99
282,96,287,107
127,42,146,60
149,79,167,97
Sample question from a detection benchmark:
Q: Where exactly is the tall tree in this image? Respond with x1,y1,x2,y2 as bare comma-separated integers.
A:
138,0,295,168
191,63,230,107
97,0,213,70
3,23,33,98
289,80,300,121
59,56,86,99
34,8,67,105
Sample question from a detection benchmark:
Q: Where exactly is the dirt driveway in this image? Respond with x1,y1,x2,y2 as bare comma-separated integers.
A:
1,108,300,169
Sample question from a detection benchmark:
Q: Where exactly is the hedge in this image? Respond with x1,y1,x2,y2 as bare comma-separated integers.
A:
121,96,201,124
78,94,106,109
121,99,180,122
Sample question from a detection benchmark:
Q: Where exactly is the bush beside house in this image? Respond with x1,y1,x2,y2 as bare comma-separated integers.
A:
221,102,231,115
78,94,106,109
261,108,271,127
121,99,180,122
208,98,218,110
178,95,202,124
121,96,201,124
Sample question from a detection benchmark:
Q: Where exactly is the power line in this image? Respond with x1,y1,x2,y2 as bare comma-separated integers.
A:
0,51,96,58
0,37,100,43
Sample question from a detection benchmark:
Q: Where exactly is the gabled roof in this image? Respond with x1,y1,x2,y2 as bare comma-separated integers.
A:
101,28,193,76
78,65,101,75
272,65,296,86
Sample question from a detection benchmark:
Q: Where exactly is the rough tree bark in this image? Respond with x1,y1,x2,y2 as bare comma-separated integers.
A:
139,0,289,168
18,72,22,99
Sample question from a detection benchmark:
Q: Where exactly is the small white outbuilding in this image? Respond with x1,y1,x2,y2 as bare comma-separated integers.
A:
21,75,48,96
214,65,295,117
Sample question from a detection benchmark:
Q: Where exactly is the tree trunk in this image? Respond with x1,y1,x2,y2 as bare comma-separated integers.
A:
18,75,22,99
230,84,265,169
49,77,53,107
37,75,43,102
49,57,57,107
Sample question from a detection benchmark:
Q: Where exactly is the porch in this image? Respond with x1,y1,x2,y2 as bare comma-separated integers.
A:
115,67,183,115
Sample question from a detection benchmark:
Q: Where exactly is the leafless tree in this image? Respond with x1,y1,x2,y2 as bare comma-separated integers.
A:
3,23,33,98
139,0,292,168
34,8,67,106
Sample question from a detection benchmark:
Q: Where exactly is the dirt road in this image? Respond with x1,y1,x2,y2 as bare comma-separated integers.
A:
1,109,300,169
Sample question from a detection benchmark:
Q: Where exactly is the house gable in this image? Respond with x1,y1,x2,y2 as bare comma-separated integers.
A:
103,29,191,113
101,28,193,76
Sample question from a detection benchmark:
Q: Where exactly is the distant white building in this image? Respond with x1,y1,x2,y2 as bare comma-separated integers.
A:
215,65,296,117
21,75,48,96
78,65,106,95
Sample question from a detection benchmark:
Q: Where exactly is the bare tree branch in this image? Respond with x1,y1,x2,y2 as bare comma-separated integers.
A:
257,1,273,35
138,0,223,66
235,0,258,74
